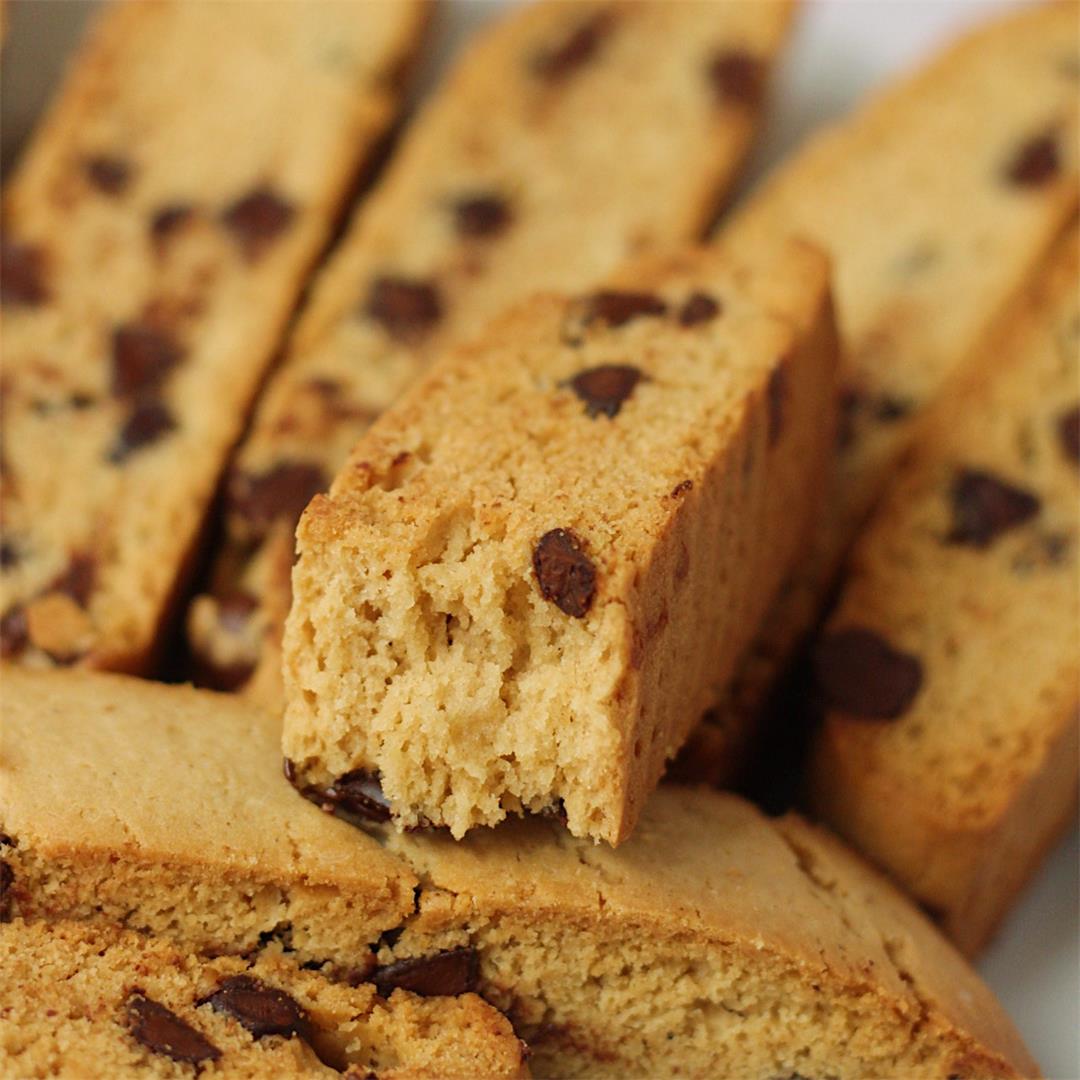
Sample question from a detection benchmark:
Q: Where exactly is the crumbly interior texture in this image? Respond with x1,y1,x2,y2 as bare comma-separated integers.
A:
186,0,796,707
0,920,528,1079
0,674,1035,1079
809,229,1080,955
678,0,1080,783
0,667,417,962
282,241,838,843
0,0,427,673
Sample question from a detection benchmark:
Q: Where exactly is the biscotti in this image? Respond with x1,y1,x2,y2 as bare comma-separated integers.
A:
280,239,838,844
185,0,797,707
0,920,529,1079
0,0,428,673
678,1,1080,783
808,228,1079,956
0,670,1034,1079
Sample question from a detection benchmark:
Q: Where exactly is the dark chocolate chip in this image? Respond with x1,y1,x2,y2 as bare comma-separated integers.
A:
222,186,296,261
150,204,195,245
365,276,443,342
533,529,596,618
453,194,512,238
1006,134,1060,186
127,995,221,1065
373,948,479,998
283,758,298,785
946,468,1041,548
230,462,327,538
678,292,721,327
1058,405,1079,466
0,540,19,569
322,770,392,823
1,240,50,307
583,290,668,328
111,322,184,398
84,155,132,196
814,627,923,720
49,553,96,608
0,860,12,921
202,975,308,1039
108,401,177,463
0,607,29,658
567,364,643,419
767,362,787,446
531,11,613,80
708,50,766,107
671,479,693,498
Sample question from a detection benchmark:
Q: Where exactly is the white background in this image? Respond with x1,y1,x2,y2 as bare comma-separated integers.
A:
2,2,1077,1075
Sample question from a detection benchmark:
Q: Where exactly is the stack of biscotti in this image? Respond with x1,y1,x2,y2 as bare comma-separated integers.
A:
184,0,797,705
280,238,839,844
808,228,1079,956
0,0,429,673
1,921,529,1079
676,0,1079,784
0,668,1038,1079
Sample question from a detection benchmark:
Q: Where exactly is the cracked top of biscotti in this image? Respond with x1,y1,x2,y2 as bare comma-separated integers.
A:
187,0,796,702
0,0,428,673
0,666,417,958
812,226,1079,829
0,919,529,1079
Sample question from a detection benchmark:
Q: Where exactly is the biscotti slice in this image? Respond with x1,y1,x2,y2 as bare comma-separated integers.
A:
678,0,1080,783
0,920,529,1079
280,239,838,844
0,673,1035,1079
0,0,428,673
807,228,1080,956
0,666,417,964
186,0,797,706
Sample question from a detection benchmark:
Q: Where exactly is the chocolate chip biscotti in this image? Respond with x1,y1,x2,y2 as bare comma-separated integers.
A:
0,671,1034,1079
186,0,797,706
0,0,428,673
280,239,838,844
677,0,1080,783
1,920,529,1079
808,228,1080,957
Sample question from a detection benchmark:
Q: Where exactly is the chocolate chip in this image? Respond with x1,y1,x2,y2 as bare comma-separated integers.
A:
566,364,644,419
1006,134,1060,186
84,154,132,195
321,770,392,823
150,204,195,245
0,540,18,569
373,948,479,998
814,627,923,720
583,290,668,328
708,50,766,107
111,322,184,398
533,529,596,618
283,758,298,785
0,607,29,658
453,194,512,238
230,462,327,538
873,395,913,422
127,995,220,1065
108,401,177,464
365,276,443,342
767,362,787,446
0,860,13,921
1,240,50,307
1058,405,1079,466
678,292,721,327
222,186,296,261
947,468,1041,548
531,11,613,80
49,553,96,608
671,479,693,498
202,976,308,1039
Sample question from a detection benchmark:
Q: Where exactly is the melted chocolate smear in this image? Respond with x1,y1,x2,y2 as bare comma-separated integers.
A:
567,364,644,419
946,468,1041,548
814,627,923,720
127,995,220,1065
372,948,479,998
533,529,596,618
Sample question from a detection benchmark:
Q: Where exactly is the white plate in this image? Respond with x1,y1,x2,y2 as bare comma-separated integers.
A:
2,2,1076,1075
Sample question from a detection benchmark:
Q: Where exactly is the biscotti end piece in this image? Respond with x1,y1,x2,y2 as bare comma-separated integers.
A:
0,920,529,1079
281,239,838,844
809,228,1080,956
0,0,428,674
0,666,417,966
